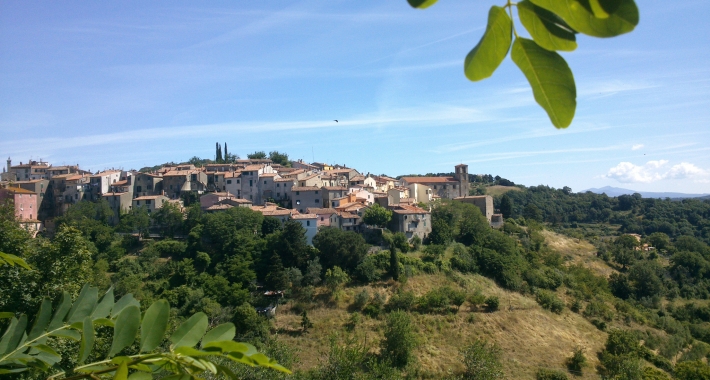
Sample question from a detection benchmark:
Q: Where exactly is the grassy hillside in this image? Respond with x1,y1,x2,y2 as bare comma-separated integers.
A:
484,185,523,197
272,271,606,379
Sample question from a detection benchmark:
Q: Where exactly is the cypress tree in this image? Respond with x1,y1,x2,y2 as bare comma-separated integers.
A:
390,248,400,281
224,142,228,162
500,194,513,219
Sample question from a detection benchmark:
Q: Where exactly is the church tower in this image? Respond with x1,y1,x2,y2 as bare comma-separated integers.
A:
454,164,469,197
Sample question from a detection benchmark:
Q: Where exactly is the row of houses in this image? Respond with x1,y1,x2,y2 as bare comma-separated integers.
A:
1,156,503,240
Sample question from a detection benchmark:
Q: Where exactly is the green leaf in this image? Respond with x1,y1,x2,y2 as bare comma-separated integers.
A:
67,285,98,324
511,37,576,128
0,252,31,270
128,372,152,380
0,317,20,355
0,368,28,374
0,315,27,356
203,340,253,354
78,316,94,363
49,329,81,340
30,344,61,366
92,287,114,320
200,323,235,348
529,0,638,37
108,306,140,358
464,6,512,82
48,292,72,331
0,313,13,320
170,312,208,349
518,1,577,52
112,294,140,318
114,361,128,380
94,318,115,327
139,300,169,353
28,299,52,340
407,0,438,9
589,0,623,18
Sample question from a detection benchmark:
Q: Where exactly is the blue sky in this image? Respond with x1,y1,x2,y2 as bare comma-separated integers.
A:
1,0,709,193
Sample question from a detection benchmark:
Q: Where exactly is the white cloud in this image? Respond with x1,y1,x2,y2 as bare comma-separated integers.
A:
604,160,709,183
631,144,644,150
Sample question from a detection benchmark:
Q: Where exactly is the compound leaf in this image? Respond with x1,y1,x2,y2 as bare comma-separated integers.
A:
464,6,512,81
511,37,576,128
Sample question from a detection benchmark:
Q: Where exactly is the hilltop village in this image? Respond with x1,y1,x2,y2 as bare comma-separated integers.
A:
0,155,503,240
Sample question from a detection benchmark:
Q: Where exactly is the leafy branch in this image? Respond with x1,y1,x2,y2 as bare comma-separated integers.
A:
0,251,31,270
0,285,290,378
407,0,639,128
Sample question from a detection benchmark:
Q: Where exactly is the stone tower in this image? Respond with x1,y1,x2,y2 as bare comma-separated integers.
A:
454,164,469,197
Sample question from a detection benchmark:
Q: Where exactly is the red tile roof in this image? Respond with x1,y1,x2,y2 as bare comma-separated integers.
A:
399,176,458,184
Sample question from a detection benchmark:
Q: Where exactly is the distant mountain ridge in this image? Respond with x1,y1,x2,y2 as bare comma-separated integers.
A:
582,186,710,199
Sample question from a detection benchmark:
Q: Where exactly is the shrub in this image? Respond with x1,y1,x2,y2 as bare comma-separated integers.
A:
353,289,370,310
536,290,564,314
566,347,586,375
468,290,487,311
381,311,418,368
387,290,416,312
485,296,499,312
675,360,710,380
459,339,504,379
536,368,569,380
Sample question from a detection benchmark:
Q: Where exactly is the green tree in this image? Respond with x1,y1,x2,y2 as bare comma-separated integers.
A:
500,194,513,219
363,203,392,228
118,205,150,237
325,266,349,294
381,311,418,368
406,0,639,129
523,203,543,222
269,151,291,166
313,227,368,273
265,253,289,290
248,151,267,159
266,220,313,271
648,232,671,251
151,201,184,238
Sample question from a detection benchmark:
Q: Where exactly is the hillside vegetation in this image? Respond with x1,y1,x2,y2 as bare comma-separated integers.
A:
2,183,710,379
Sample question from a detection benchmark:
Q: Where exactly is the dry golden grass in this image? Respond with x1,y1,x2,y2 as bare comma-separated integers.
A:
272,272,606,379
485,185,523,197
541,230,617,278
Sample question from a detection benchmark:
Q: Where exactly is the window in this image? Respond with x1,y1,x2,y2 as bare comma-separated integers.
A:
264,180,267,184
249,180,253,186
296,191,300,195
146,200,151,204
137,186,142,192
237,180,240,184
321,217,324,221
307,221,310,226
227,180,232,184
277,184,280,187
315,190,319,195
315,199,319,203
277,192,280,197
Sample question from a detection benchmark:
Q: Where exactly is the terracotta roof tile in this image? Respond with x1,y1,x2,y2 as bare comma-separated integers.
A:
400,176,458,184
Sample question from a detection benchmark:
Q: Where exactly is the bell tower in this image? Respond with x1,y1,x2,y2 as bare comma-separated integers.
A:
454,164,469,197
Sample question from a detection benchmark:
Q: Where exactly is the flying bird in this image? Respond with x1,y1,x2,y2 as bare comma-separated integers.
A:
334,120,338,123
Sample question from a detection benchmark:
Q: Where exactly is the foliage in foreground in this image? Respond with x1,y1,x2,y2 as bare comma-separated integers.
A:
0,285,289,379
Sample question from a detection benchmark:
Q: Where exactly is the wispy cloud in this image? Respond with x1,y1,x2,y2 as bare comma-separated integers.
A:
632,144,644,151
0,104,494,155
604,160,709,183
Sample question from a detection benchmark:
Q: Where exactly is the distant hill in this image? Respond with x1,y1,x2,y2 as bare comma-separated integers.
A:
582,186,710,199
